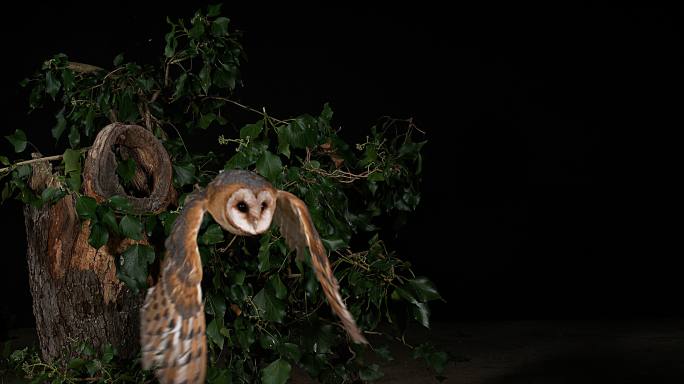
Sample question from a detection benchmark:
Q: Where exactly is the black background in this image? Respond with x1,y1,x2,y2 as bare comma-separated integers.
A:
0,4,679,331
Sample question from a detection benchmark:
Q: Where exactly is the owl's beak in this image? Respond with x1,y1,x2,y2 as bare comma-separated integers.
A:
246,216,260,235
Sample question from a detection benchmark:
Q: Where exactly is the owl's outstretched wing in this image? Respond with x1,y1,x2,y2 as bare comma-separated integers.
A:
273,190,368,344
140,193,207,384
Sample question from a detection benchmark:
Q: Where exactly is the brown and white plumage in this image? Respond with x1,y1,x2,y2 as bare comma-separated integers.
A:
141,192,207,384
141,170,366,384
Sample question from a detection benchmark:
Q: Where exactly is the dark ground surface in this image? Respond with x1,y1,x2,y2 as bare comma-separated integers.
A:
294,319,684,384
6,319,684,383
401,319,684,384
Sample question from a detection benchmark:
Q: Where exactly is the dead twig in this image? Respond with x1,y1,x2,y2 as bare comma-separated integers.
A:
306,165,380,184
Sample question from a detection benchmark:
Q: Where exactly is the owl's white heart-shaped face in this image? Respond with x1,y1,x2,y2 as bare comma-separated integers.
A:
223,188,276,235
205,171,278,236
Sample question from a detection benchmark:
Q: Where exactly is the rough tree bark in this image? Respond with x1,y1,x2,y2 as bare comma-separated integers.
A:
24,124,174,361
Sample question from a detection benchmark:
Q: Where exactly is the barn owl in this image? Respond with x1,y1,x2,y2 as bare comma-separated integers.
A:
140,170,367,384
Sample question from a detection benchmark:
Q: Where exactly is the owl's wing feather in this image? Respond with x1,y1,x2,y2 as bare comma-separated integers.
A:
140,192,207,384
274,190,368,344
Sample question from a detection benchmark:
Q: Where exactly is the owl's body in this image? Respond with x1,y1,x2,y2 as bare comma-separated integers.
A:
140,170,366,384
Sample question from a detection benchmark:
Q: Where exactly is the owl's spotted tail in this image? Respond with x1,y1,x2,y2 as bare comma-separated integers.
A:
140,281,206,384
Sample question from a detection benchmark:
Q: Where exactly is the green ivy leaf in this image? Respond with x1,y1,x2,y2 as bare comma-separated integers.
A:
207,318,224,349
399,140,427,158
394,287,431,328
260,333,278,350
224,152,251,170
66,173,81,192
99,208,119,234
173,73,187,99
253,288,286,323
164,28,177,58
276,126,291,157
426,351,449,375
199,113,216,129
159,211,178,235
320,102,333,124
214,67,237,89
207,4,222,17
230,270,246,285
0,156,9,165
45,71,61,99
68,357,86,371
84,108,95,137
63,148,81,174
199,64,211,94
209,369,232,384
138,76,155,92
88,223,109,249
173,163,196,187
267,275,287,300
256,151,282,182
257,237,271,272
144,215,157,236
278,343,301,363
5,129,27,153
116,244,155,293
375,345,394,362
207,292,227,318
85,360,99,376
359,364,384,381
301,322,335,354
28,83,45,111
61,69,75,91
116,158,136,185
40,187,65,205
234,317,255,351
13,164,31,179
239,121,263,139
113,53,124,66
261,359,291,384
75,196,97,220
201,224,224,245
286,116,318,149
189,19,206,39
102,344,116,364
52,108,67,141
408,277,442,302
119,215,143,240
412,343,449,375
116,91,138,122
1,184,11,202
68,125,81,148
108,195,132,212
211,17,230,36
321,237,346,251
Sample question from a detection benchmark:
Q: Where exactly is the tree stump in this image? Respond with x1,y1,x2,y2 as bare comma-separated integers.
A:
24,124,174,361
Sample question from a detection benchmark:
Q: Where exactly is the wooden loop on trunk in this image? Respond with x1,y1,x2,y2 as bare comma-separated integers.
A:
84,123,174,214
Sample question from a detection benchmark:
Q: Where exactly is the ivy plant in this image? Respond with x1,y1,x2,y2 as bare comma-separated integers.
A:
1,4,446,383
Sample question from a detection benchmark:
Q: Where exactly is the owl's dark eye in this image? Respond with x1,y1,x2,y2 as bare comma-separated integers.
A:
236,201,248,213
261,202,268,211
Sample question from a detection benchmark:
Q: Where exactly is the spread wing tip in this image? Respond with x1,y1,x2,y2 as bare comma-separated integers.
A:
275,190,369,345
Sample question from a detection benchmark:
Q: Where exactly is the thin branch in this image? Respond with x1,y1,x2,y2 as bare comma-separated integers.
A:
0,155,63,174
206,96,289,125
306,165,380,183
67,61,105,74
0,147,91,174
